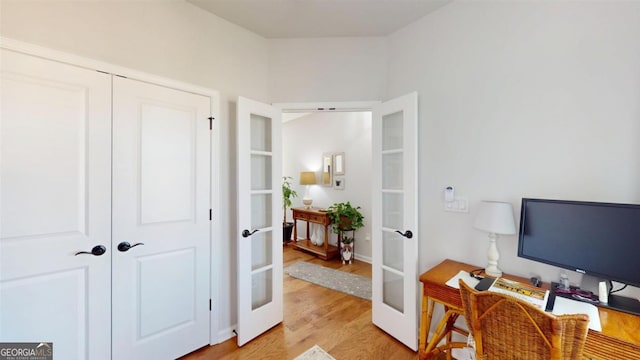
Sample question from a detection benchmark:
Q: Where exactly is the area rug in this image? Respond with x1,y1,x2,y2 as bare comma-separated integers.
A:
293,345,336,360
284,261,372,300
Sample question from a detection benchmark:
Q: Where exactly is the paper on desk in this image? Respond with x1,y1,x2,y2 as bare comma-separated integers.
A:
489,278,549,310
552,296,602,332
446,270,480,289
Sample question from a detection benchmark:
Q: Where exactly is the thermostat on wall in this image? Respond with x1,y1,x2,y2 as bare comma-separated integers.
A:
444,186,455,202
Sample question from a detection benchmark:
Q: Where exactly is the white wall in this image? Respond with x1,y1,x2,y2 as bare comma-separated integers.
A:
282,112,373,260
0,0,270,341
268,37,387,103
387,2,640,298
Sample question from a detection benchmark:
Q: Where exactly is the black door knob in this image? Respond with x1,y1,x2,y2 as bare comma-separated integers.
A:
242,229,259,238
75,245,107,256
395,230,413,239
117,241,144,252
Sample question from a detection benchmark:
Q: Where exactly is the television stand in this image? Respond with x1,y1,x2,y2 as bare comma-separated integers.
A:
605,294,640,316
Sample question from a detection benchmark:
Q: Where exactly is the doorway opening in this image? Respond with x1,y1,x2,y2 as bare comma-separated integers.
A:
235,93,418,350
277,101,378,264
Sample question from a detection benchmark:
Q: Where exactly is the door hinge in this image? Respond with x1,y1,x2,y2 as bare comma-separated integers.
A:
209,209,212,221
209,299,212,311
208,116,214,130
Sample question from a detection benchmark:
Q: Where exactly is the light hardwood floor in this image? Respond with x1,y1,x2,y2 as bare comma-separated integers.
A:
180,244,418,360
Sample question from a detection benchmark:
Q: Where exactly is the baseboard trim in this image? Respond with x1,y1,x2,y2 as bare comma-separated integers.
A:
213,325,236,345
354,253,372,264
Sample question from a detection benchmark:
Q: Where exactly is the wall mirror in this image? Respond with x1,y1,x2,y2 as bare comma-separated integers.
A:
321,153,332,187
333,152,345,176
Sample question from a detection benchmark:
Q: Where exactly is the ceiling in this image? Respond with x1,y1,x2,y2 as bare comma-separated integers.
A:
188,0,451,38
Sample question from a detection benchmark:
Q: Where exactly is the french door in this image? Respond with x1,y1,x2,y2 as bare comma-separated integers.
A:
0,48,112,359
371,92,419,350
236,96,283,346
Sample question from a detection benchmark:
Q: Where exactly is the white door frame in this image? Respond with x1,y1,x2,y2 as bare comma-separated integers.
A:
274,101,379,114
0,37,223,346
275,98,420,350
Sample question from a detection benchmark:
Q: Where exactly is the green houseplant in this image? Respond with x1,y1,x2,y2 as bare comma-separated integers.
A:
282,176,298,242
326,201,364,244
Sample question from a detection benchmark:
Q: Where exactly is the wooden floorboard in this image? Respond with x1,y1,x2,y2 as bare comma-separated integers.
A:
180,244,418,360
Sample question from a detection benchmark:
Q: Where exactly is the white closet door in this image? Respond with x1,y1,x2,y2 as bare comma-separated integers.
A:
236,96,283,346
112,77,211,359
0,49,112,359
372,92,419,350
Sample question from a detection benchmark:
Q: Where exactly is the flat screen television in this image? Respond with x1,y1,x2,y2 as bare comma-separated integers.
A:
518,198,640,315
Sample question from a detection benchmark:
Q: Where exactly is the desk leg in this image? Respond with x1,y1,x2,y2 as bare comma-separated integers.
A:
423,298,440,354
444,307,459,360
419,294,430,353
422,306,466,359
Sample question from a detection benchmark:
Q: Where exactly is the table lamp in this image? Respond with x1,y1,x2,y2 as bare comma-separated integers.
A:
299,171,317,208
473,200,516,277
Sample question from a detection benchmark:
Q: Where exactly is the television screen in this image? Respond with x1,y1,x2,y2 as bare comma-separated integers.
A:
518,198,640,289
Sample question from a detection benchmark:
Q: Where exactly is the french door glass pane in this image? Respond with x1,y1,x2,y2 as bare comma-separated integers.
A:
251,154,272,190
382,152,403,190
251,114,272,152
383,270,404,313
251,232,273,271
382,231,404,272
382,111,403,151
251,270,272,310
251,194,272,229
382,193,403,230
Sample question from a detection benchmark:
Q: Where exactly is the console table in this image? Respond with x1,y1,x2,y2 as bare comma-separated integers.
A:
291,207,338,260
419,259,640,360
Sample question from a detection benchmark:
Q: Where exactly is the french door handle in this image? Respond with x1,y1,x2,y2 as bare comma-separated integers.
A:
395,230,413,239
242,229,259,238
117,241,144,252
75,245,107,256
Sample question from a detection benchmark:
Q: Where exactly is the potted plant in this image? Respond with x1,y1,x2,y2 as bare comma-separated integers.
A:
326,202,364,263
282,176,298,242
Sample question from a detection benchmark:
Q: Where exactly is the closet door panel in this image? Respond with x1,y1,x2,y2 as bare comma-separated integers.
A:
0,49,112,360
112,77,210,360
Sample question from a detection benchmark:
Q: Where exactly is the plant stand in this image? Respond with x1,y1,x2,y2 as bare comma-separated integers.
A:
338,229,355,264
283,222,294,244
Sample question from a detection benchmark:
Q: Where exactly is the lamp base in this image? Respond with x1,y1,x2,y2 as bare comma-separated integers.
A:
484,266,502,278
486,232,502,278
302,198,313,209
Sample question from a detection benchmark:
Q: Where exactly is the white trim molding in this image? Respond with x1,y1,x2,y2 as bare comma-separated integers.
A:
274,100,380,113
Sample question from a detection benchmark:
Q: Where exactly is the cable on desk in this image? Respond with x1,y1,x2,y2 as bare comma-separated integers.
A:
469,268,484,280
609,280,628,294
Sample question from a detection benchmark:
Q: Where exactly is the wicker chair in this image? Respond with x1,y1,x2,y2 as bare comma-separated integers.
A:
458,280,590,360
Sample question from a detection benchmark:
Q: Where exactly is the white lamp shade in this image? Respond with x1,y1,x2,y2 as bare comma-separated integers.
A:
473,201,516,235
